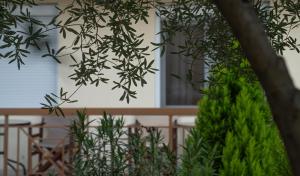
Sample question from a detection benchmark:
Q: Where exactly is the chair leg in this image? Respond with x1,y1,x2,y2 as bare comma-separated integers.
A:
172,125,178,155
28,128,33,175
128,127,132,142
68,143,74,172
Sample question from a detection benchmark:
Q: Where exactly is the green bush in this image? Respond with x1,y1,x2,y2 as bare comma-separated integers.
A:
180,62,291,176
179,130,219,176
71,111,176,176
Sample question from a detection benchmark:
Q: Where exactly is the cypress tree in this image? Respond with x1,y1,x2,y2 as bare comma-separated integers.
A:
180,61,291,175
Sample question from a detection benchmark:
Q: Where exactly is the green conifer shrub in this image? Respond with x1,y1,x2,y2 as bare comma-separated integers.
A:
180,61,291,176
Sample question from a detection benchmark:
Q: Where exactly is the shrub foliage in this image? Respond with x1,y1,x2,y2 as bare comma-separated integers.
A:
71,111,176,176
181,62,291,176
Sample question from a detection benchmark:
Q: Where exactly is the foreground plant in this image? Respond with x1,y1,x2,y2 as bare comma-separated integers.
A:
71,111,176,176
181,61,291,176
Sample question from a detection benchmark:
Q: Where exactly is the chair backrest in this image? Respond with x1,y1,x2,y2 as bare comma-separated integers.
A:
0,115,43,124
42,116,76,145
0,115,44,134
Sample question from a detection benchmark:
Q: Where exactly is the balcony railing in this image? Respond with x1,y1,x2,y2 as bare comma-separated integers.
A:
0,108,197,176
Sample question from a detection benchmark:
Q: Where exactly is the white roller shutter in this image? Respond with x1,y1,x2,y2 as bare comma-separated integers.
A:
0,5,58,108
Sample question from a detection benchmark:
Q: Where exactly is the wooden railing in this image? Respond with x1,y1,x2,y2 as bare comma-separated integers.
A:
0,108,198,176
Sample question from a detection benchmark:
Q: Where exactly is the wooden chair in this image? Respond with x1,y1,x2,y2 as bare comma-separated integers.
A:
28,116,74,176
173,116,196,156
3,115,44,176
28,118,45,171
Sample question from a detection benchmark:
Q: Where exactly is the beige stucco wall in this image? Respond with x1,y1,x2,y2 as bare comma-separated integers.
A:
50,1,300,108
55,1,157,108
283,27,300,89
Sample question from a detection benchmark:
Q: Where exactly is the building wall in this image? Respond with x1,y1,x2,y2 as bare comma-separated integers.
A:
45,1,300,108
55,0,157,108
41,0,300,135
0,2,158,171
2,1,300,172
283,27,300,89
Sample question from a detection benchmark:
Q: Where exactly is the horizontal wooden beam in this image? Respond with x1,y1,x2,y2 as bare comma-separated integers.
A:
0,108,198,116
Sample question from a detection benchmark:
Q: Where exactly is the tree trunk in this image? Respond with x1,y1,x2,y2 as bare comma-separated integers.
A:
214,0,300,175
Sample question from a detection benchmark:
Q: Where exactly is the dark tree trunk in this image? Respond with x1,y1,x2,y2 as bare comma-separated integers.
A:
214,0,300,175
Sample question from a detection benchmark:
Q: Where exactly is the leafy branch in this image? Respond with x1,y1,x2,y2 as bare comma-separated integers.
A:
40,86,81,116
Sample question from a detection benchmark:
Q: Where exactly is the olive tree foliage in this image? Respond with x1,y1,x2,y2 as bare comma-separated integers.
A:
0,0,45,69
2,0,300,172
156,0,300,79
1,0,299,110
0,0,157,115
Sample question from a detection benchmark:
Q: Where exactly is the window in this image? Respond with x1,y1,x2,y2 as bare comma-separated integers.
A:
0,5,58,108
158,20,206,106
